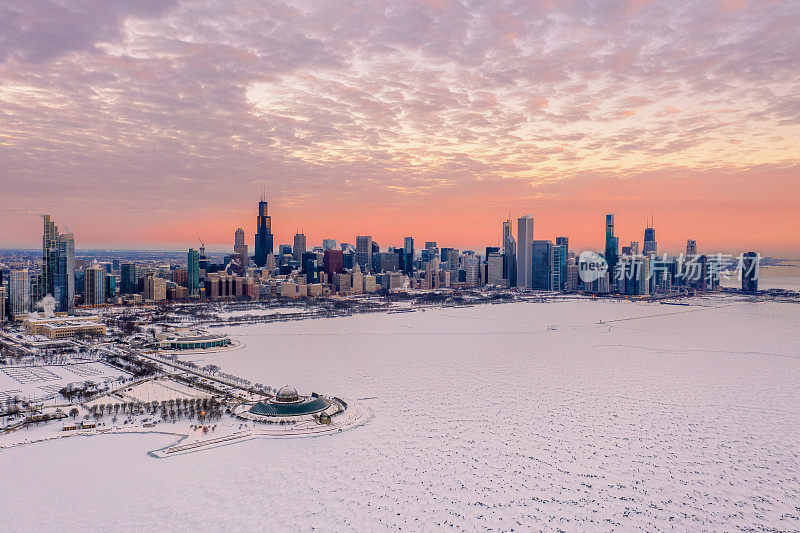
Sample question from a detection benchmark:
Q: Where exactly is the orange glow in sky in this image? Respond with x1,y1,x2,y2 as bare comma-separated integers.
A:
1,1,798,255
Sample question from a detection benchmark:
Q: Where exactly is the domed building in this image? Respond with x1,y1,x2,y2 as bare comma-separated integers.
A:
238,386,344,423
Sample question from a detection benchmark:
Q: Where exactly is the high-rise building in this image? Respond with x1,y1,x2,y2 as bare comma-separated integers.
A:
441,248,459,273
233,227,248,273
375,252,399,273
0,286,5,322
565,262,580,292
106,274,117,298
74,270,84,296
643,219,657,256
555,236,569,252
503,220,512,252
254,197,273,267
356,235,373,272
531,240,552,290
41,214,59,299
423,242,439,263
174,267,188,286
742,252,759,293
351,263,364,293
487,253,507,287
54,233,75,314
686,239,697,257
617,256,650,295
516,215,534,288
84,266,106,306
120,262,137,294
188,249,200,297
144,275,167,301
403,237,414,275
605,214,619,273
463,255,480,288
503,219,516,287
552,243,567,292
323,249,344,279
322,239,337,251
293,232,307,262
9,270,30,320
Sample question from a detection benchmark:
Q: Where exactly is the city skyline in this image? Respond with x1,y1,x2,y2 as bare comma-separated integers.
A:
1,199,796,257
1,2,799,255
0,197,800,258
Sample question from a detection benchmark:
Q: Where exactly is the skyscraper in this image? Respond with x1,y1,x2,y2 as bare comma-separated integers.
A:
54,233,75,314
106,274,116,298
323,249,344,279
441,248,459,273
9,270,30,320
41,214,59,299
552,243,567,292
531,240,552,290
403,237,414,275
516,215,534,288
293,232,307,262
233,228,249,274
643,219,657,256
322,239,338,251
742,252,759,293
463,255,480,288
618,255,651,295
487,252,507,287
503,219,516,287
84,266,106,306
188,249,200,297
686,239,697,257
605,214,619,273
424,241,439,263
356,235,373,272
120,262,137,294
254,196,273,267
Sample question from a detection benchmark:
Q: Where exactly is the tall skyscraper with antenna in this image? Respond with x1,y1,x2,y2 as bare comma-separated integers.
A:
643,215,657,256
293,231,306,262
254,187,273,267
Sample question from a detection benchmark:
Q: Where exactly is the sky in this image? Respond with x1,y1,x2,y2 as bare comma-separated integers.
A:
1,0,799,255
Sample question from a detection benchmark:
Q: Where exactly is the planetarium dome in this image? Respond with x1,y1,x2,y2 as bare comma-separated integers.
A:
275,386,300,403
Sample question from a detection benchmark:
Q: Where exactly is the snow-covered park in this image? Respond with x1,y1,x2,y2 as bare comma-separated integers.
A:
1,296,798,531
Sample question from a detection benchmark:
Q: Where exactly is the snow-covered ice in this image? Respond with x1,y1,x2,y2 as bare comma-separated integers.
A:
1,297,799,531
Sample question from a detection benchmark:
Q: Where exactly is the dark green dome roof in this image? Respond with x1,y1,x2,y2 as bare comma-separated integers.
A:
248,396,329,417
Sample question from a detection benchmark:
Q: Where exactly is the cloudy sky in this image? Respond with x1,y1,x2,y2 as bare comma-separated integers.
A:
1,0,798,254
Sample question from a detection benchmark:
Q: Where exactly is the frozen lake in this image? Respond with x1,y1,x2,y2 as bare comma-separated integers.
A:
1,297,799,531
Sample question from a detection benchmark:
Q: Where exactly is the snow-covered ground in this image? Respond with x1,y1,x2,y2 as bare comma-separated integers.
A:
1,297,799,531
214,306,318,319
0,361,126,402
